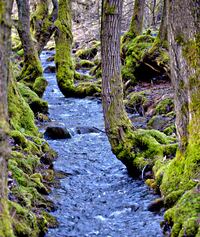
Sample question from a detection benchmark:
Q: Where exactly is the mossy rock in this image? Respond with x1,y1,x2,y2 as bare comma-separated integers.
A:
33,76,48,97
9,201,40,237
75,82,101,97
155,98,174,115
18,82,48,114
74,71,94,81
121,34,155,83
125,91,149,115
75,47,98,60
164,186,200,237
76,59,95,69
147,114,175,132
8,77,39,136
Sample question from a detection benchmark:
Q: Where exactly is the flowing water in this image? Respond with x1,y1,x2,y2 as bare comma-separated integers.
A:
41,51,164,237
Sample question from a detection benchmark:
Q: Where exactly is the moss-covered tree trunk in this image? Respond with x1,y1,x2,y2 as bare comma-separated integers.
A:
159,1,200,235
16,0,44,91
54,0,75,97
0,0,14,236
31,0,58,55
101,0,135,166
128,0,145,37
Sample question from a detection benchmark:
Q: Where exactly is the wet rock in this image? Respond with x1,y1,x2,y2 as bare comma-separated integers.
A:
147,198,164,212
75,126,102,134
46,56,55,62
147,115,174,131
44,126,71,139
44,65,56,73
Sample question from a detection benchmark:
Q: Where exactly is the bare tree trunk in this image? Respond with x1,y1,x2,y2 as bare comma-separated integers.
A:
31,0,58,55
0,0,14,236
151,0,157,29
129,0,145,37
158,0,167,41
16,0,43,88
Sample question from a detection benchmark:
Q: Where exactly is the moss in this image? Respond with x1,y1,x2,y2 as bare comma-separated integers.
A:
114,129,174,174
76,59,95,69
74,71,94,81
41,211,58,228
163,125,176,136
121,34,155,83
126,91,148,114
54,0,75,97
8,77,38,136
9,201,40,237
164,190,185,208
0,199,14,237
18,82,48,114
164,186,200,237
75,47,98,60
155,98,174,115
16,48,24,57
33,76,48,97
75,82,101,97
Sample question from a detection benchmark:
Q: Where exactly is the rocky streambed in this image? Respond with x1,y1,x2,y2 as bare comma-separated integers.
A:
41,51,165,237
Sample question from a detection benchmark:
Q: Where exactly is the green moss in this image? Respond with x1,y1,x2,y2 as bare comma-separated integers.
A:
18,82,48,114
164,186,200,237
155,98,174,115
75,47,98,60
76,59,95,69
0,199,14,237
54,0,75,97
16,48,24,57
126,91,148,114
121,34,155,82
114,129,174,174
9,201,40,237
8,77,38,136
74,71,94,81
33,76,48,97
164,190,185,208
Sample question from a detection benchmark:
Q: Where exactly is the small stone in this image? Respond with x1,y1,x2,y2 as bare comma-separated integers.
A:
147,198,164,212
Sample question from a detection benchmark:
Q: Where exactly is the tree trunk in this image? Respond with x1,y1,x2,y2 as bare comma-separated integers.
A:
167,0,200,151
54,0,75,97
16,0,43,88
31,0,58,55
158,0,167,41
0,0,14,236
151,0,157,29
129,0,145,37
160,1,200,235
101,0,135,165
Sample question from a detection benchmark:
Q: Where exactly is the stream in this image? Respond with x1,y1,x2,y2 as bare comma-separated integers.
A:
41,51,164,237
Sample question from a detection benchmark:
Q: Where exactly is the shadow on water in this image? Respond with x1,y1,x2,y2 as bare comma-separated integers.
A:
41,51,164,237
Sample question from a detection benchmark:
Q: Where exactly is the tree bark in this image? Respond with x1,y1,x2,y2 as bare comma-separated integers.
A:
101,0,134,160
16,0,43,87
167,0,200,151
54,0,75,96
0,0,14,236
158,0,167,41
129,0,145,37
31,0,58,55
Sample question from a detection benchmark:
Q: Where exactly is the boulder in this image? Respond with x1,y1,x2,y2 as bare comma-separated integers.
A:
44,126,71,139
75,126,101,134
